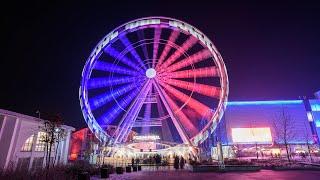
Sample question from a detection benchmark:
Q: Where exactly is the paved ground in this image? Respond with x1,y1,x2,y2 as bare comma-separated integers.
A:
93,170,320,180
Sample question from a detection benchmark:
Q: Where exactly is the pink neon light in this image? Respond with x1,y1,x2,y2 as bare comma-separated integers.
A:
161,67,219,79
159,36,198,70
155,30,180,69
152,28,161,68
159,81,213,117
160,78,221,98
160,86,197,136
142,92,152,135
164,49,212,73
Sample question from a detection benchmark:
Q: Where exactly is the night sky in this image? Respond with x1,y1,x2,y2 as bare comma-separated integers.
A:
2,1,320,129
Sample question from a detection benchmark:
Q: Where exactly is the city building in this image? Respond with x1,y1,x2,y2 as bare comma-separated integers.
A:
69,126,137,164
68,92,320,162
208,95,320,159
0,109,74,170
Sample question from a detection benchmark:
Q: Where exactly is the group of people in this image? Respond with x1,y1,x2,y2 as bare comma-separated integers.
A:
130,154,187,170
174,156,185,170
131,154,162,166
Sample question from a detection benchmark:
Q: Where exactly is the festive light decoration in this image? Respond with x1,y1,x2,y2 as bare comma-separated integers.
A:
104,46,143,72
155,30,180,69
161,78,220,98
87,77,139,89
79,17,229,147
119,34,146,70
227,100,303,106
162,67,219,79
159,81,213,116
152,27,161,68
159,36,198,70
94,60,141,76
89,82,143,110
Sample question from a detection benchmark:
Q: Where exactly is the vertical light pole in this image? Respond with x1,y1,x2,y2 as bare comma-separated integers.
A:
36,110,41,119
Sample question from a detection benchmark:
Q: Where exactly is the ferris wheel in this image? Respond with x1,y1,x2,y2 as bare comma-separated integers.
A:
79,17,228,146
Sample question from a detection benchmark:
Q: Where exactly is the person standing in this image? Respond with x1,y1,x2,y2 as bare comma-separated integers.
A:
180,156,185,169
174,156,179,170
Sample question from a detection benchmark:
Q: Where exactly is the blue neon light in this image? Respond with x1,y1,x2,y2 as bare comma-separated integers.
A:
119,34,146,70
104,46,143,72
227,100,303,106
311,104,320,111
89,81,144,110
94,60,141,76
87,76,140,89
315,120,320,127
97,88,140,125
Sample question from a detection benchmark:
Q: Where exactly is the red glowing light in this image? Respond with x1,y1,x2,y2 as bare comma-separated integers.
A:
161,78,221,98
159,81,213,117
69,128,86,161
162,49,212,73
161,67,219,79
159,36,198,69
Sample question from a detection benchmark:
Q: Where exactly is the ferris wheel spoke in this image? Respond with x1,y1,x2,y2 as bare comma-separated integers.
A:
164,49,212,73
161,67,219,79
113,80,152,143
104,46,144,72
89,82,144,110
160,78,221,98
80,17,229,144
141,91,152,134
87,76,143,89
153,81,191,144
158,36,198,71
152,27,162,68
119,34,147,70
97,87,141,126
160,86,198,137
159,81,213,117
155,30,180,69
94,60,142,76
137,31,149,65
141,101,152,134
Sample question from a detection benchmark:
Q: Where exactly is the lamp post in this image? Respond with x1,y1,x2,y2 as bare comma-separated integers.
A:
36,110,41,119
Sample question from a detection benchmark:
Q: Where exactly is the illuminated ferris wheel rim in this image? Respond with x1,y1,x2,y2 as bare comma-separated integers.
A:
79,16,229,145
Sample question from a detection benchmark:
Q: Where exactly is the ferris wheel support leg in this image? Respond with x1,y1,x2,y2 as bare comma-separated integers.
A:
113,80,152,144
153,81,191,145
122,81,154,142
157,96,174,142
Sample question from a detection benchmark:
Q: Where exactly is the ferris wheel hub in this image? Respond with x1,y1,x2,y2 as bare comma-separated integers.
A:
146,68,157,78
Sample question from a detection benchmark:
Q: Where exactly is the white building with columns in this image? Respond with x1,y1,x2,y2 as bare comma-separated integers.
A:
0,109,74,170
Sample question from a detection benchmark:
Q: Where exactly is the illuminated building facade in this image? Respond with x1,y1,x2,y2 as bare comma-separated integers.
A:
0,109,74,170
202,93,320,159
71,91,320,161
69,126,137,164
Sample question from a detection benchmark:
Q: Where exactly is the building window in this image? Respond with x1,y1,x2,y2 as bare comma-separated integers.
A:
21,135,34,152
16,158,30,171
35,131,55,152
31,157,44,171
35,132,47,151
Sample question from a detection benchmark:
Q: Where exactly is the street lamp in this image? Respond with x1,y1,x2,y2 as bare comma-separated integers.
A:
36,110,41,119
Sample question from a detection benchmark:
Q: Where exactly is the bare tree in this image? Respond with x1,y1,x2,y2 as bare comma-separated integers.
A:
84,131,98,164
53,128,67,166
39,114,63,170
272,107,296,162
